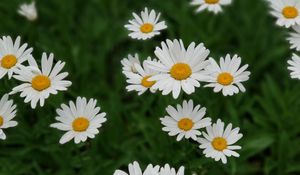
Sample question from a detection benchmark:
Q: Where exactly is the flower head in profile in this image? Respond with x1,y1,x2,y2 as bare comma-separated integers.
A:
190,0,232,14
0,36,33,79
198,119,243,164
287,53,300,79
121,53,141,77
114,161,159,175
11,52,72,108
267,0,300,28
0,94,18,140
203,54,250,96
50,97,107,144
18,1,38,21
125,7,167,40
125,57,159,95
146,39,210,99
160,100,211,141
287,25,300,51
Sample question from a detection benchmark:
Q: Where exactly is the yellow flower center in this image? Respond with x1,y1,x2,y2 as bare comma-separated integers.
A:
205,0,219,4
140,23,154,33
72,117,90,132
178,118,194,131
282,6,298,19
31,75,51,91
170,63,192,80
0,116,3,127
141,76,156,88
1,55,17,69
212,137,227,151
217,72,233,86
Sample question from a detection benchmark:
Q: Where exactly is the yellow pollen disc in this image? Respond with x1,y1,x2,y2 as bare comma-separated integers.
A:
140,23,154,33
0,116,3,127
1,55,17,69
205,0,219,4
72,117,90,132
31,75,51,91
282,6,298,19
170,63,192,80
178,118,194,131
212,137,227,151
141,76,156,88
217,72,233,86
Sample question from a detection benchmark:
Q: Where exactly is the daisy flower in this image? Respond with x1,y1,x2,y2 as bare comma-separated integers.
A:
287,53,300,79
18,1,38,21
113,161,160,175
197,119,243,164
287,25,300,51
11,52,72,109
124,7,167,40
203,54,250,96
50,97,107,144
190,0,232,14
0,94,18,140
160,100,212,141
146,39,210,99
121,53,141,77
267,0,300,28
125,57,158,95
159,164,185,175
0,36,33,79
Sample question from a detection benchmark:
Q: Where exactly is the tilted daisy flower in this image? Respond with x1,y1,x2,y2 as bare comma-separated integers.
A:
50,97,107,144
160,100,212,141
159,164,184,175
203,54,250,96
125,7,167,40
11,52,72,109
0,36,33,79
287,25,300,51
0,94,18,140
197,119,243,164
267,0,300,28
18,1,38,21
287,53,300,79
125,57,159,95
190,0,232,14
121,53,141,77
146,39,210,99
114,161,160,175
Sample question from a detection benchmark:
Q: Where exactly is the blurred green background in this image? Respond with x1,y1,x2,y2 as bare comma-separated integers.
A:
0,0,300,174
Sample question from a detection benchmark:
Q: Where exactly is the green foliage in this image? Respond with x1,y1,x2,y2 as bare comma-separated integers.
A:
0,0,299,174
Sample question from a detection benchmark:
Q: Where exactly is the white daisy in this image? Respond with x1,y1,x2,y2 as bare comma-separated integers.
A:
0,94,18,140
0,36,33,79
125,57,159,95
50,97,107,144
160,100,212,141
203,54,250,96
287,25,300,51
287,53,300,79
197,119,243,164
190,0,232,14
114,161,160,175
121,53,141,77
18,1,38,21
159,164,184,175
11,52,72,109
125,7,167,40
146,39,210,99
267,0,300,28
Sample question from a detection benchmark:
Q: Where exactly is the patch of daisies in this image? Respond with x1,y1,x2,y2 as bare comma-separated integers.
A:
265,0,300,79
122,7,249,165
0,36,107,144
